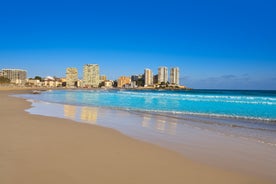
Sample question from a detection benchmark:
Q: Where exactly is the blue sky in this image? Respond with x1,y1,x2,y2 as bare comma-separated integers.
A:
0,0,275,89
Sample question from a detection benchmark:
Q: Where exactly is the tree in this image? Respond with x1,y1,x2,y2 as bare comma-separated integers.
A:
0,77,10,84
137,78,145,87
113,80,118,87
99,81,105,88
34,76,42,81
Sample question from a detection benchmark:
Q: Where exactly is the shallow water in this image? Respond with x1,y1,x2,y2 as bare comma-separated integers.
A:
18,89,276,121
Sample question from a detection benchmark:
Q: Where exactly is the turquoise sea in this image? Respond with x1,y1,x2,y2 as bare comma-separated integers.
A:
17,89,276,142
19,89,276,121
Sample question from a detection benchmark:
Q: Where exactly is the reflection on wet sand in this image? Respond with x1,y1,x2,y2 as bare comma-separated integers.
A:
141,115,178,135
63,103,178,134
80,106,98,124
64,105,76,119
63,104,99,125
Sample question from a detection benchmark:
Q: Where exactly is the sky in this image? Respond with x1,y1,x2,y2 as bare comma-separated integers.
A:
0,0,275,90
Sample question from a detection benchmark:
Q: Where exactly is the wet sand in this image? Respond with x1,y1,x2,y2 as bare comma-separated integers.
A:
0,89,273,184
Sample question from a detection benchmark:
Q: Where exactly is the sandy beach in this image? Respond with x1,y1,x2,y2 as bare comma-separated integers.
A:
0,89,273,184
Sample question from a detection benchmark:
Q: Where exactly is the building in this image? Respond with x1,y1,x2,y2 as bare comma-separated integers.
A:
2,69,27,85
170,67,180,85
131,75,138,82
153,74,158,84
104,80,113,88
100,75,107,82
144,68,153,87
158,66,168,84
118,76,131,88
131,74,144,87
66,67,78,88
27,79,42,87
43,76,62,87
83,64,100,88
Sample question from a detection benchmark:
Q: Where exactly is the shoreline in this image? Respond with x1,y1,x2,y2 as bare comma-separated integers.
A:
22,96,276,180
0,89,274,183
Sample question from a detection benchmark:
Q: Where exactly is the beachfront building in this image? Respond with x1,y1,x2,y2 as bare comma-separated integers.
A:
104,80,113,88
66,67,78,88
144,68,153,87
43,76,62,87
2,69,27,85
100,75,107,82
83,64,100,88
170,67,180,85
131,74,145,87
118,76,131,88
153,74,158,84
27,79,42,87
158,66,168,84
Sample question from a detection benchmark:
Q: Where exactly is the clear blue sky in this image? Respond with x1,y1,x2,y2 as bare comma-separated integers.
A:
0,0,275,89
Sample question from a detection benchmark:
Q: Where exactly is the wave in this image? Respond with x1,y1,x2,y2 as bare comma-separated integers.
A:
116,91,276,105
15,90,276,122
123,108,276,124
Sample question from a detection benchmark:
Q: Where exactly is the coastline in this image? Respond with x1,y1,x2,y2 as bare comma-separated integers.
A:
0,89,274,184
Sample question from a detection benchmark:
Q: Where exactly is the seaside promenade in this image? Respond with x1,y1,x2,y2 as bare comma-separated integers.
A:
0,88,274,184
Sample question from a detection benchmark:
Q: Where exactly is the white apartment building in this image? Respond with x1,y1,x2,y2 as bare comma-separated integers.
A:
83,64,100,88
144,68,153,87
170,67,180,85
158,66,168,84
66,67,78,88
2,69,27,85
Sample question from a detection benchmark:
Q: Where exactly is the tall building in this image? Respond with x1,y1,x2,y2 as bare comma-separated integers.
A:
170,67,180,85
2,69,27,84
66,67,78,88
118,76,131,88
153,74,158,84
144,68,153,87
158,66,168,84
83,64,100,88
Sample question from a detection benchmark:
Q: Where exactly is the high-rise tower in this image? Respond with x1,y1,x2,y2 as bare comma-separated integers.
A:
83,64,100,88
144,68,153,87
170,67,180,85
158,66,168,84
66,67,78,88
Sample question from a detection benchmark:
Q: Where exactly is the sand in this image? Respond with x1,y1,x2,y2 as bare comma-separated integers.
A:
0,89,273,184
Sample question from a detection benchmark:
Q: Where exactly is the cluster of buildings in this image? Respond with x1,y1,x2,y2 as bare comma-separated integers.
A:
66,64,181,89
1,64,182,89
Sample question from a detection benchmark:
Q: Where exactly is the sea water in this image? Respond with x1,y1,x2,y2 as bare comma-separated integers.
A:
17,89,276,143
19,89,276,121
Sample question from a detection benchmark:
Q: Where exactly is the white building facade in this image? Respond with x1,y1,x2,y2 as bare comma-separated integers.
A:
144,68,153,87
170,67,180,85
158,66,168,84
2,69,27,85
83,64,100,88
66,67,78,88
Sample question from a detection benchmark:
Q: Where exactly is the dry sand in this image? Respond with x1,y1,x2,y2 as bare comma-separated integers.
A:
0,89,273,184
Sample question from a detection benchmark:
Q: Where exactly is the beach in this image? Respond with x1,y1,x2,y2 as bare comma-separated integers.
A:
0,89,274,184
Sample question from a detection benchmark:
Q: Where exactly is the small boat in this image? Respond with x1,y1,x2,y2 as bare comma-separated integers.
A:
32,90,41,94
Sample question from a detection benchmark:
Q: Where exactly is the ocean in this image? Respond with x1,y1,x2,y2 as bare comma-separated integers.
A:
19,89,276,120
17,89,276,143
